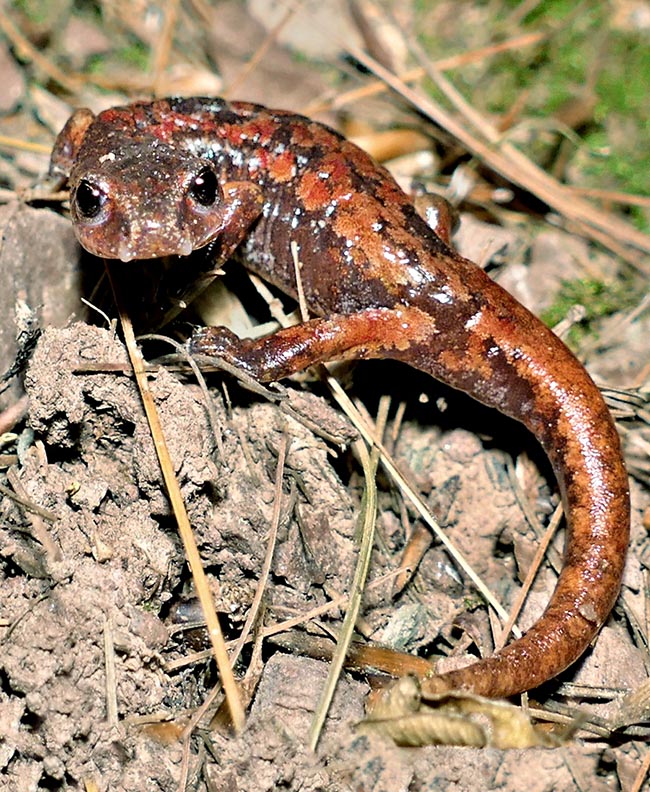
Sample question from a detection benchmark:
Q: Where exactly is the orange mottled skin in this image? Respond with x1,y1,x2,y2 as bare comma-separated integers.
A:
51,97,630,698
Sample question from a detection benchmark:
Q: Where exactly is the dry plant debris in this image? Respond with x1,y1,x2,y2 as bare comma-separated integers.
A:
359,676,558,749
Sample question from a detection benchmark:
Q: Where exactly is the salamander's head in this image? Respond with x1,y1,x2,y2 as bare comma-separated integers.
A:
50,106,233,262
67,152,227,262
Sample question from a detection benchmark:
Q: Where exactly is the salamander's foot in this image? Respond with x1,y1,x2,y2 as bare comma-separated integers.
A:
188,326,260,378
411,185,458,247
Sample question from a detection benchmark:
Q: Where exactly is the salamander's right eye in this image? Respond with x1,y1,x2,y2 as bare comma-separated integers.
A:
188,167,219,206
74,179,107,219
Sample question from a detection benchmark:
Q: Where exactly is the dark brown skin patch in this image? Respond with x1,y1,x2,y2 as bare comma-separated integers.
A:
50,96,631,699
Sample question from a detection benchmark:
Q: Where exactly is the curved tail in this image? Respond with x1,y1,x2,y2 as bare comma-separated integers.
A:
409,263,631,698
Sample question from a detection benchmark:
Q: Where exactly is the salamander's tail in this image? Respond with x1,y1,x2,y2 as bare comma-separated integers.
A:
409,265,631,699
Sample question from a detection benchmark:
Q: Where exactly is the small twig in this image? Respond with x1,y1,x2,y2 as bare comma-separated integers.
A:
391,520,432,597
248,272,298,327
308,401,383,750
566,186,650,209
0,135,52,155
506,458,563,572
106,264,245,734
139,334,225,461
6,468,61,563
230,434,289,664
151,0,180,96
303,31,546,116
164,566,415,674
291,240,309,322
188,353,288,402
497,503,564,649
225,0,304,97
80,298,114,332
0,12,81,93
103,615,118,728
178,733,193,792
1,589,52,643
0,480,59,523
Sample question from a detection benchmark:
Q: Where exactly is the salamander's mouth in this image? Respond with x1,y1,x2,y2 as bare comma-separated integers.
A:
73,223,199,261
115,234,195,262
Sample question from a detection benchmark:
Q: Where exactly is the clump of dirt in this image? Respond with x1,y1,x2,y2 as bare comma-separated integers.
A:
2,322,362,788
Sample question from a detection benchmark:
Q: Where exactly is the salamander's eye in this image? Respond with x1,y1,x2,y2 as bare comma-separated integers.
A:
189,167,219,206
75,179,107,219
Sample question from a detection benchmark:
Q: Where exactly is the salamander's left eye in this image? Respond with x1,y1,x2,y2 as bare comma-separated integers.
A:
189,167,219,206
75,179,107,219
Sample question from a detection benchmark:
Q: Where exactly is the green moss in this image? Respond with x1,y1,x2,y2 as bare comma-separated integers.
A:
581,33,650,212
413,1,649,219
116,42,150,69
87,40,150,75
463,594,486,612
12,0,57,25
541,278,634,343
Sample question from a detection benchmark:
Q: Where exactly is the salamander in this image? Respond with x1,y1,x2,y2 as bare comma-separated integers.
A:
49,97,630,699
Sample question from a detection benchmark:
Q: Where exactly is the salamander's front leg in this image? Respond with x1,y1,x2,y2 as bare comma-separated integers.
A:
189,306,436,381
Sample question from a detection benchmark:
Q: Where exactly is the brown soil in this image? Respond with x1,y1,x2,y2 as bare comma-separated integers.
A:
1,258,647,788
